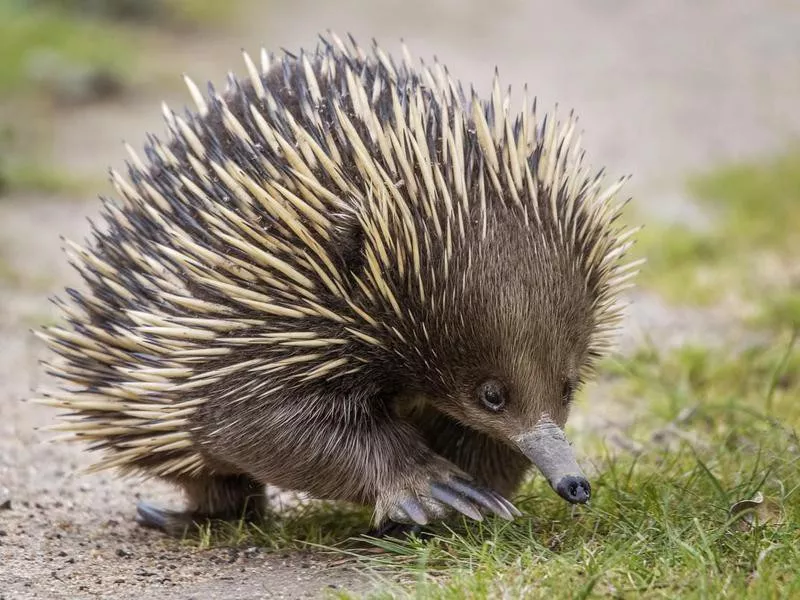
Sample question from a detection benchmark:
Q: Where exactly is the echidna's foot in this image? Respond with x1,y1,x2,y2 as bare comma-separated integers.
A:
367,521,429,540
384,473,521,526
135,500,265,537
137,473,267,537
136,501,196,536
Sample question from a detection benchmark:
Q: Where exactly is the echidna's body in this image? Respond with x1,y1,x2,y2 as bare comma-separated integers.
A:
37,34,639,533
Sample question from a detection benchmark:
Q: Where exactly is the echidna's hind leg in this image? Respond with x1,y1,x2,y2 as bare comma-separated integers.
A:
136,473,266,537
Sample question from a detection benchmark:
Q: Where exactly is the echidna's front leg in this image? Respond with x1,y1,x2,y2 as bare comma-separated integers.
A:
336,422,520,529
136,473,266,536
374,451,520,527
357,404,528,540
408,405,532,498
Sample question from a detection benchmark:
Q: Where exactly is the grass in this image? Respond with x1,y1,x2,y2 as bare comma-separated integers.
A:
0,2,134,197
162,0,239,27
0,156,93,196
0,0,243,97
0,0,239,197
191,501,374,552
632,151,800,311
183,338,800,599
0,121,97,197
0,2,135,97
758,293,800,332
33,0,238,27
172,149,800,598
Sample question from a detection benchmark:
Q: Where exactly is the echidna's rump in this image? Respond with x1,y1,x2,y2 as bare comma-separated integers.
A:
35,33,640,535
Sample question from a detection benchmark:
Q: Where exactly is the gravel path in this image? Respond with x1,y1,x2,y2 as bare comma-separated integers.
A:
2,1,799,598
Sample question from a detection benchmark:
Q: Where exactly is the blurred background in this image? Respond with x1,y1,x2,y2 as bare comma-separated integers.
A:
1,1,799,598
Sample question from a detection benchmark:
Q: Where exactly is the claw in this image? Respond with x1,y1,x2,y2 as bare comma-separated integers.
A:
136,501,174,531
447,478,515,521
387,504,411,524
399,496,430,525
430,482,483,521
135,501,196,537
490,490,523,518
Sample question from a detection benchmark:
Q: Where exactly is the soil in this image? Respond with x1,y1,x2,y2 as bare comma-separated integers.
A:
1,1,799,598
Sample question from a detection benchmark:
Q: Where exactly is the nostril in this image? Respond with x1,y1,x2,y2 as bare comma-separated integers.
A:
555,475,591,504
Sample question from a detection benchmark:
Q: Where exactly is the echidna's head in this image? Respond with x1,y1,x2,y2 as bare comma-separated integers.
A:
417,225,595,435
376,201,622,504
322,50,640,504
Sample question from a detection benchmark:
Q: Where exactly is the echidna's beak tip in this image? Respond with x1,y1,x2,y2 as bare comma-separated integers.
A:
514,417,590,505
555,475,591,504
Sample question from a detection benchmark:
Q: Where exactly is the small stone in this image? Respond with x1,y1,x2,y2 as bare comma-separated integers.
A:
0,499,11,511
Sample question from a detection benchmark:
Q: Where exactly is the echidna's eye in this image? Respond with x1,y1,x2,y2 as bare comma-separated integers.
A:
477,379,507,412
561,379,576,406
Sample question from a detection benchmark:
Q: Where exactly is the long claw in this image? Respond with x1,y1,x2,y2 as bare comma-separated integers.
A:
490,490,523,517
136,501,173,531
448,478,515,521
387,504,410,524
430,482,483,521
136,501,198,537
400,497,430,525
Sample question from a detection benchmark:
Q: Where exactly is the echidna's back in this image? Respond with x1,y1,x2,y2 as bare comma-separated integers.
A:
35,38,445,476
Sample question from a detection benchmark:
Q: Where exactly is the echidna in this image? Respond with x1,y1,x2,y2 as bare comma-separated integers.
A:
35,33,640,536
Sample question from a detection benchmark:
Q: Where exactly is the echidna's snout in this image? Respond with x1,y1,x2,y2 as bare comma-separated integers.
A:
555,475,591,504
514,416,591,505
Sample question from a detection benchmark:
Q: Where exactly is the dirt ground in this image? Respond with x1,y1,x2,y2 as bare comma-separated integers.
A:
2,1,800,598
